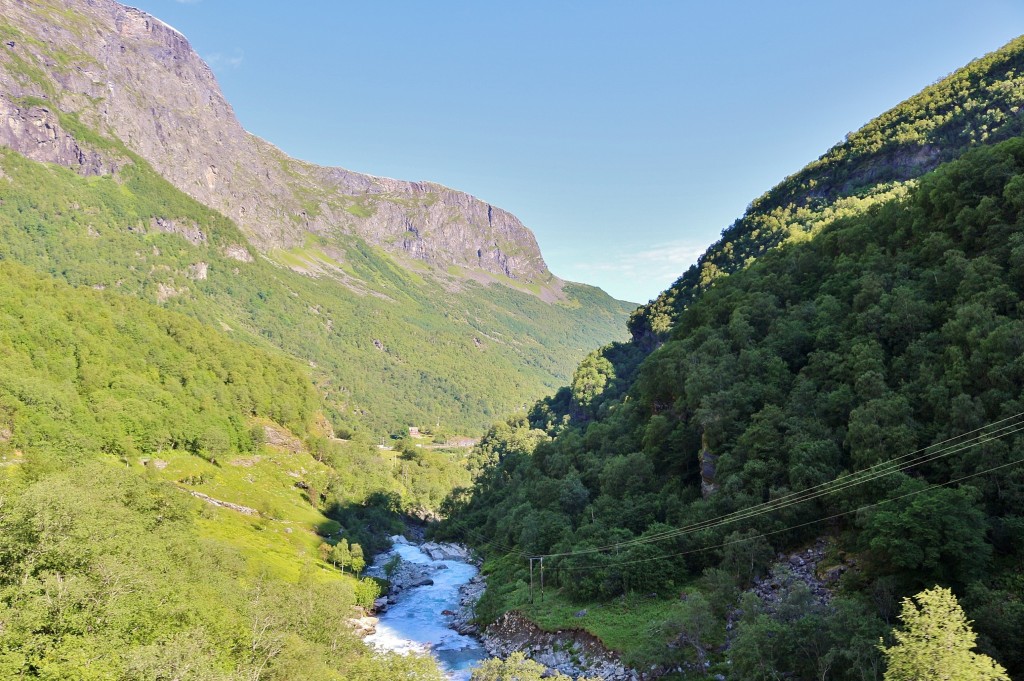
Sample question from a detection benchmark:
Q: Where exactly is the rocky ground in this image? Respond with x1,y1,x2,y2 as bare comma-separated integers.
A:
449,573,486,636
481,611,638,681
724,537,851,645
747,538,846,613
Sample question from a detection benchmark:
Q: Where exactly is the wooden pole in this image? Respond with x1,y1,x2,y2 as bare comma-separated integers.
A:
529,558,534,604
540,557,544,602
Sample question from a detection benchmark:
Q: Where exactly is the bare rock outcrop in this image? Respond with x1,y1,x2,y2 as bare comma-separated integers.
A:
483,611,638,681
262,424,302,453
0,97,118,175
420,541,473,562
187,490,258,516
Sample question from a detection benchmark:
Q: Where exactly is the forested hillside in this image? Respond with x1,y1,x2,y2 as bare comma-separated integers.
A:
446,93,1024,680
631,35,1024,345
0,262,476,679
0,0,634,436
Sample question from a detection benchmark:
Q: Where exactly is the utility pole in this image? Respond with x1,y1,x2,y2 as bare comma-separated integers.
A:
529,558,535,604
540,557,545,602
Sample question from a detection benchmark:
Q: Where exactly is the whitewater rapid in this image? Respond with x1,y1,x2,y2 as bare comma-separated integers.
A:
365,538,488,680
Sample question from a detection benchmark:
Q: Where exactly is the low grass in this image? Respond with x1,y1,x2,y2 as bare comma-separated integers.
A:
272,247,311,270
344,197,375,218
140,433,348,583
503,584,695,656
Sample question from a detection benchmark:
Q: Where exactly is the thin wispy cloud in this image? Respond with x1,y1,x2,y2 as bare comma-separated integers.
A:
561,239,705,302
572,240,704,278
204,49,244,71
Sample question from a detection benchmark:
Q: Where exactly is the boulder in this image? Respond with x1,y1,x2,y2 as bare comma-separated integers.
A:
420,541,471,561
347,615,378,636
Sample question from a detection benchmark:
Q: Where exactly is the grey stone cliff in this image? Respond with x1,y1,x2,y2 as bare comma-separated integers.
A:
0,0,556,289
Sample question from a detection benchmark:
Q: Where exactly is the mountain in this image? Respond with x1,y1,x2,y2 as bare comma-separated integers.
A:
0,3,636,675
0,3,584,676
0,0,634,435
447,37,1024,678
630,35,1024,346
1,0,550,287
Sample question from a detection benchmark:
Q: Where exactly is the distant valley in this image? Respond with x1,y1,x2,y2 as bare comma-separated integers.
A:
0,0,634,436
2,1,1023,680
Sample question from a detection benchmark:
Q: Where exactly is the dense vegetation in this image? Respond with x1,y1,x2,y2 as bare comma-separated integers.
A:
446,135,1024,678
0,137,630,437
630,35,1024,346
4,6,1024,679
881,587,1008,681
0,6,636,677
0,262,475,678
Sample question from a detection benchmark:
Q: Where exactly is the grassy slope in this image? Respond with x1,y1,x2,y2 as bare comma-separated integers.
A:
0,139,632,436
0,262,452,680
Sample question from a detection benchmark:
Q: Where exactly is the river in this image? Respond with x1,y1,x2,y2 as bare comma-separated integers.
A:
365,537,489,680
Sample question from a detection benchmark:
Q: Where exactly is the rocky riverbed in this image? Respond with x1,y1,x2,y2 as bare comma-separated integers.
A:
362,534,857,680
364,535,641,680
364,536,488,680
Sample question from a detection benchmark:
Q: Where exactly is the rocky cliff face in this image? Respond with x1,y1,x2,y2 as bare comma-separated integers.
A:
0,98,119,174
0,0,553,289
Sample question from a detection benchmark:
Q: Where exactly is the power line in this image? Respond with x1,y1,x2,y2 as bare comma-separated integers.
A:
594,420,1024,555
533,414,1024,560
552,452,1024,573
440,414,1023,571
540,422,1024,562
542,414,1024,557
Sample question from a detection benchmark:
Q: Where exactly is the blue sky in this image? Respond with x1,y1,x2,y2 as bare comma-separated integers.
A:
132,1,1024,304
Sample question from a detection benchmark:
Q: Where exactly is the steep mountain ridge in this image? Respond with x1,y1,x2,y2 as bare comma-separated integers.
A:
0,0,553,291
630,35,1024,344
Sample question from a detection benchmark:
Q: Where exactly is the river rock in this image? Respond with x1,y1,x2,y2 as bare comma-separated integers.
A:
378,553,436,594
449,573,486,635
348,615,378,636
363,535,489,678
420,541,472,561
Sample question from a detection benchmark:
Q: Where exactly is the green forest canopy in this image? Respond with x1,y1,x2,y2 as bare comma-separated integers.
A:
446,133,1024,679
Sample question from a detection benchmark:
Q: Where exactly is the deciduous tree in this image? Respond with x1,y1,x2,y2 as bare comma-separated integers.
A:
881,586,1008,681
